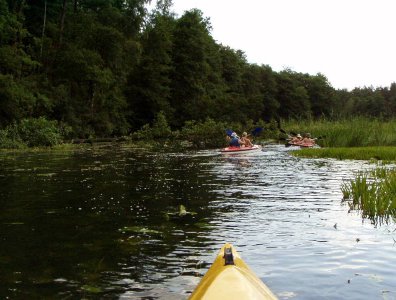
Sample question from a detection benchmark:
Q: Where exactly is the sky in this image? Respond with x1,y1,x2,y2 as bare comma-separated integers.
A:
168,0,396,90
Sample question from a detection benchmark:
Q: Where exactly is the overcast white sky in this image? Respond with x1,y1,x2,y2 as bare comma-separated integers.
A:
169,0,396,90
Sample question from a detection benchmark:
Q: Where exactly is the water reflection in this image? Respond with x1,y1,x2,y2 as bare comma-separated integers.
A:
0,144,395,299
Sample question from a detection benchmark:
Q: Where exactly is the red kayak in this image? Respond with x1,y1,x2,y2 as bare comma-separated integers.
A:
287,140,316,148
220,145,261,153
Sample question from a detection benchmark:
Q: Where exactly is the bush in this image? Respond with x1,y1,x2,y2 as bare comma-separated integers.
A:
17,117,63,147
0,127,26,149
0,117,64,148
180,118,227,148
132,111,172,140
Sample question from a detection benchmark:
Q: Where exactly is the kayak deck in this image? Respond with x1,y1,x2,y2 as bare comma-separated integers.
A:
189,243,277,300
220,145,261,153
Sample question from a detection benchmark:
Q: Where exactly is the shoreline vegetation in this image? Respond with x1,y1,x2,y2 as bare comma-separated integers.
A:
292,146,396,162
0,113,282,151
2,115,396,224
2,116,396,155
2,1,396,149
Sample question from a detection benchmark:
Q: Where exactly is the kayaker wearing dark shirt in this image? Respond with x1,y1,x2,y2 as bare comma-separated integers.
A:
229,132,241,147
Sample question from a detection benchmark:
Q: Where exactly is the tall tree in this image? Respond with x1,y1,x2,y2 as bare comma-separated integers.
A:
126,12,175,129
170,9,221,127
241,64,278,122
276,70,311,119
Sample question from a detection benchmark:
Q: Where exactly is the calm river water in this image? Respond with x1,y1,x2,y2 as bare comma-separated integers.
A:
0,144,395,299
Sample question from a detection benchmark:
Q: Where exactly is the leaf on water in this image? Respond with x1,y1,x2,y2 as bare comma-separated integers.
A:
14,169,30,172
179,204,187,216
194,222,211,229
81,285,102,293
118,226,161,234
37,173,57,177
4,222,24,225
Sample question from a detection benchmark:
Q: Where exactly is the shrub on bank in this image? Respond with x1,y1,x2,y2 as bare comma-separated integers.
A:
132,111,173,140
0,117,64,148
180,118,227,148
131,113,281,149
17,118,63,147
0,126,26,149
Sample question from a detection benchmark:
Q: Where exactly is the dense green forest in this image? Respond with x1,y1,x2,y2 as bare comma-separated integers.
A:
1,0,396,145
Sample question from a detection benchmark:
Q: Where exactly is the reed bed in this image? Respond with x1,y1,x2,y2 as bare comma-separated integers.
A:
293,146,396,161
341,167,396,225
283,118,396,147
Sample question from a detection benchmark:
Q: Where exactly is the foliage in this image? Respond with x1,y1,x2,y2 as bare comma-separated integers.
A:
179,118,227,148
17,117,64,147
0,117,63,148
0,126,25,149
0,1,396,146
132,111,172,140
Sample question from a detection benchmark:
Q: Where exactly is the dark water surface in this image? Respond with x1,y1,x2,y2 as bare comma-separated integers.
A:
0,144,395,299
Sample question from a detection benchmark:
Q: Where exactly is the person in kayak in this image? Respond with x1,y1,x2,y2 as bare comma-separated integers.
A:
301,133,316,145
289,133,303,144
228,132,241,147
240,132,253,147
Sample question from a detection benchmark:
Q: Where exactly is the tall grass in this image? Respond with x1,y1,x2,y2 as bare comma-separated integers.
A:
293,146,396,161
341,167,396,225
283,117,396,147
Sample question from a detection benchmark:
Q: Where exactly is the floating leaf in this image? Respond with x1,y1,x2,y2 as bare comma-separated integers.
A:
118,226,161,234
81,285,102,293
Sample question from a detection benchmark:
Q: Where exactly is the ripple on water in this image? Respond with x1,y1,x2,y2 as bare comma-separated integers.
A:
1,144,395,300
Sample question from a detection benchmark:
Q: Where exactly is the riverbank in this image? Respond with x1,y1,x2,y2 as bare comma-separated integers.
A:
291,146,396,161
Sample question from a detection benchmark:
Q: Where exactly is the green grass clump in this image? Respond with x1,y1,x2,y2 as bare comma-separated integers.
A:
292,146,396,161
342,167,396,225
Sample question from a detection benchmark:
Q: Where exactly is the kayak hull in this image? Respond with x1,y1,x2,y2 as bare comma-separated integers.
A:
287,141,316,148
220,145,261,153
189,243,277,300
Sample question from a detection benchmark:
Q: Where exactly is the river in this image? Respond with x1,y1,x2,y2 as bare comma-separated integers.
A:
0,144,395,299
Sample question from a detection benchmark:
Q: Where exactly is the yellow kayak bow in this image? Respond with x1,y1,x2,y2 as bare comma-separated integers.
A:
189,243,278,300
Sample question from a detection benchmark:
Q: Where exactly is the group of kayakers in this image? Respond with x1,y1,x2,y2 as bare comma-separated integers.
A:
287,133,316,147
226,129,317,148
226,131,253,148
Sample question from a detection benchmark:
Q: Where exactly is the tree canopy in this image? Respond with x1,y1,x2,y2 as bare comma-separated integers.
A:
0,0,394,138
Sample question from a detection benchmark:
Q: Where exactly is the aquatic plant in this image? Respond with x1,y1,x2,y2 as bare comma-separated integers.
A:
342,167,396,225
